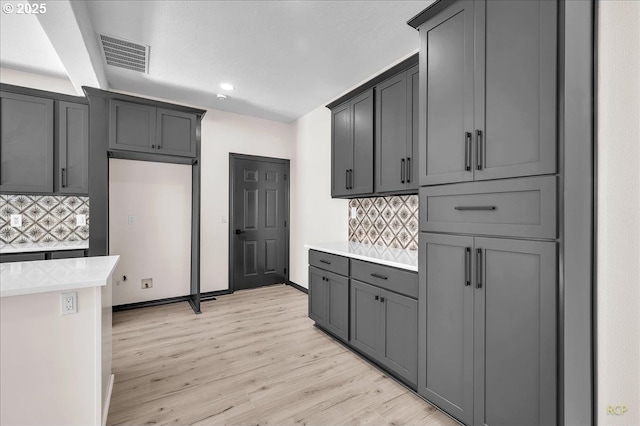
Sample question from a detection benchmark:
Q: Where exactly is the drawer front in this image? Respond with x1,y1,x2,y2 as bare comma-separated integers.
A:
351,259,418,299
419,175,557,239
50,250,87,260
309,250,349,276
0,252,46,263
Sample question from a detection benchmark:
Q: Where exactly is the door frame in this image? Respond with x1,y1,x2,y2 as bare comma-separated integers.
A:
228,153,290,293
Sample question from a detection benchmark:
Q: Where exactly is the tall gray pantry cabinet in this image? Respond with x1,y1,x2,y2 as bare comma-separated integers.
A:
409,0,561,425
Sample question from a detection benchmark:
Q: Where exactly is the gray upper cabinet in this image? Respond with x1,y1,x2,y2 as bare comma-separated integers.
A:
0,91,54,193
57,102,89,194
156,108,197,157
375,65,419,193
109,100,197,158
331,90,373,198
109,100,156,153
419,0,557,186
419,233,557,426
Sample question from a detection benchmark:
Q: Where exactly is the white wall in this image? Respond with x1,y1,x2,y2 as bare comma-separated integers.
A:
200,109,294,292
597,1,640,424
109,159,192,305
290,105,348,288
0,67,76,95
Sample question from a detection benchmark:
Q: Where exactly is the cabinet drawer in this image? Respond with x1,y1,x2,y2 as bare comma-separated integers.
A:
50,250,86,260
309,250,349,276
419,176,557,239
0,252,46,263
351,259,418,299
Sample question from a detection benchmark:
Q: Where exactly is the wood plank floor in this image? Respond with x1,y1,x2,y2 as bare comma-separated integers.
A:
108,284,458,426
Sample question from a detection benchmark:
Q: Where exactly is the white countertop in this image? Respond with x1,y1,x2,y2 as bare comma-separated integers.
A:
0,255,119,297
0,241,89,254
304,241,418,272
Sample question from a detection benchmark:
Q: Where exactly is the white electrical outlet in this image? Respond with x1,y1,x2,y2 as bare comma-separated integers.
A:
75,214,86,226
221,214,228,223
141,278,153,289
128,215,136,225
10,214,22,228
61,292,77,315
351,207,357,218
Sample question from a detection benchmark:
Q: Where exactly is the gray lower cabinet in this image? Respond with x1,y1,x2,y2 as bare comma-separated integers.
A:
0,91,54,193
419,232,557,426
308,265,349,341
375,65,419,193
109,100,197,158
417,0,557,186
331,90,374,197
351,279,418,387
57,102,89,194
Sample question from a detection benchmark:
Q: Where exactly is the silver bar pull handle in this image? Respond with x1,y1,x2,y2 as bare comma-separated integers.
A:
465,247,471,286
455,206,496,211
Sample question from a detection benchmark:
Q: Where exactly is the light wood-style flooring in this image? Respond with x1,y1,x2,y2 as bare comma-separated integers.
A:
108,284,458,426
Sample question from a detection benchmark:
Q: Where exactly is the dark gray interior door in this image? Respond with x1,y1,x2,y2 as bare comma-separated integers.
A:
57,101,89,194
331,102,352,197
474,0,557,180
421,0,475,186
376,72,407,193
0,91,53,193
419,232,474,425
473,237,557,426
232,157,289,291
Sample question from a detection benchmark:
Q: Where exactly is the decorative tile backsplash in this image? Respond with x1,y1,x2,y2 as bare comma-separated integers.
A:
0,194,90,244
349,195,418,251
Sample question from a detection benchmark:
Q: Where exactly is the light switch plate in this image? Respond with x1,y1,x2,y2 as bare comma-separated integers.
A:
75,214,86,226
10,214,22,228
128,215,136,225
221,214,228,223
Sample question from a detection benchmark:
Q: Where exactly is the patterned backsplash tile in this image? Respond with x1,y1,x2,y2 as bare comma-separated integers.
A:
349,195,418,251
0,194,90,244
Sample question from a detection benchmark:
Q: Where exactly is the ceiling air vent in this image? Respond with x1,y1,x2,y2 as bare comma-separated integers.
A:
99,34,149,73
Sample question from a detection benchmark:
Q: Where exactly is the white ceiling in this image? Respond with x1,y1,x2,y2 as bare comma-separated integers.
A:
0,0,432,123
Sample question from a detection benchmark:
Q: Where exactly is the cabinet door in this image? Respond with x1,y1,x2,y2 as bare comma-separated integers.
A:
407,65,420,189
376,72,407,193
156,108,196,157
420,0,475,186
350,279,381,359
418,233,474,425
109,100,156,153
325,274,349,342
57,102,89,194
308,266,328,326
474,238,557,426
331,102,352,197
350,89,374,196
380,289,418,386
0,92,54,193
474,0,557,180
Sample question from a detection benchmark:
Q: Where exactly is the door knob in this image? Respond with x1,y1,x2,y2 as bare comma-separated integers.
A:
235,229,246,235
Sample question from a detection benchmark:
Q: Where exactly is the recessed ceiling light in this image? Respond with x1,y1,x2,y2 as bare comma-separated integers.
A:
217,94,228,100
220,83,235,91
